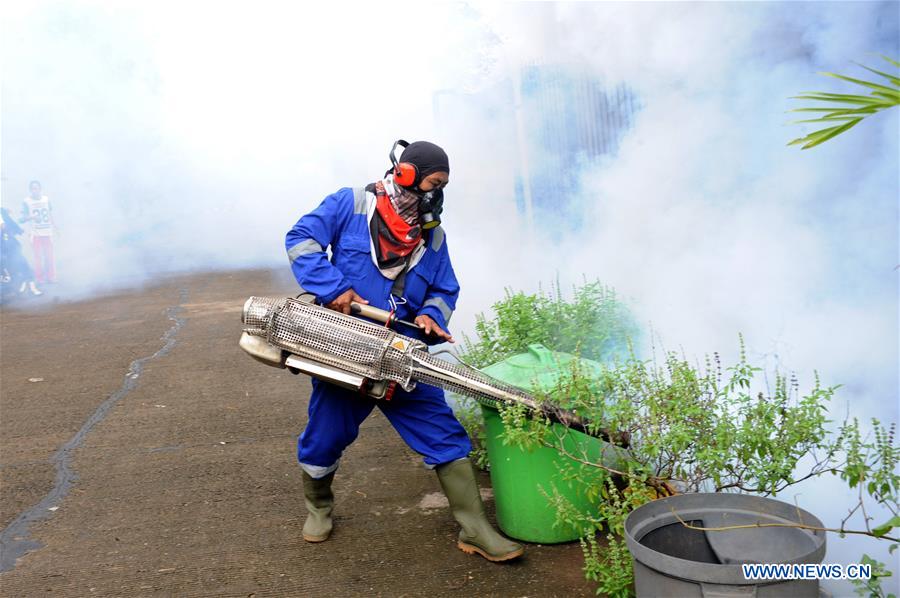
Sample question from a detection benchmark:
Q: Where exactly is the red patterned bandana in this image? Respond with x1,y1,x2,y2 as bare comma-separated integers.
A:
370,179,422,278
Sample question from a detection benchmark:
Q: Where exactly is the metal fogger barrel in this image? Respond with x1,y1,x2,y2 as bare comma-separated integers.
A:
239,296,611,441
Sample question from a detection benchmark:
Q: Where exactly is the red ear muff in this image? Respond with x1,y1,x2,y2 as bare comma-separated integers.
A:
393,162,418,188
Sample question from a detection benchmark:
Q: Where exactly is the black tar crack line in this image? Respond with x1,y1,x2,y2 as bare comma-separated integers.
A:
0,289,188,572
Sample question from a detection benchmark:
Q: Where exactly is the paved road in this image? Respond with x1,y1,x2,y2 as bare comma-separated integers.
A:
0,269,594,597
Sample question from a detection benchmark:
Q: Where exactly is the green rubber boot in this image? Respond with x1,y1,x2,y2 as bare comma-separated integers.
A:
302,471,335,543
436,458,524,562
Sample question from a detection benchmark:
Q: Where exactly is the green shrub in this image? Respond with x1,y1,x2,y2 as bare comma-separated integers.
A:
455,279,638,468
499,341,897,596
457,282,898,596
461,278,638,369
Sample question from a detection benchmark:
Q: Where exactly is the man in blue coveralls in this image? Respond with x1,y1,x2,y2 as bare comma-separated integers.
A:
285,140,523,562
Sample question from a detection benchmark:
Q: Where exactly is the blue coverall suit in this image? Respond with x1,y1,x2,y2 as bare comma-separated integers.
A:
285,187,472,479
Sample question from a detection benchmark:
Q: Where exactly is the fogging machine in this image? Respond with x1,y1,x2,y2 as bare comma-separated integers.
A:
239,295,609,440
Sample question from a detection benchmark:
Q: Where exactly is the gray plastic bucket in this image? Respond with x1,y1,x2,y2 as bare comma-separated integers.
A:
624,493,826,597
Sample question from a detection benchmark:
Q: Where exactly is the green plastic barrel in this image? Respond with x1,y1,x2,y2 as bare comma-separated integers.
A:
480,404,607,543
475,344,619,544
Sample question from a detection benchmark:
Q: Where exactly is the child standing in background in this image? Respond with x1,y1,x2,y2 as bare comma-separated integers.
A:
20,180,57,284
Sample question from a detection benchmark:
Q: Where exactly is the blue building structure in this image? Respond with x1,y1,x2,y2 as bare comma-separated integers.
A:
514,65,638,235
433,64,638,237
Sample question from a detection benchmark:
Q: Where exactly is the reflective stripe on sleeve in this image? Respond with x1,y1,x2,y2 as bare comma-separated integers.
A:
287,238,324,263
423,296,453,323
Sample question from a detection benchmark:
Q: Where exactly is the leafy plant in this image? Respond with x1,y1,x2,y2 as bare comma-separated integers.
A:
454,399,491,470
851,554,896,598
789,56,900,149
455,279,638,467
461,278,638,369
495,336,898,595
459,281,898,594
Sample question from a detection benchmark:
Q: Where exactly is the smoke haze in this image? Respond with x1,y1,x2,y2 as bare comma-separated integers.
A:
3,1,898,590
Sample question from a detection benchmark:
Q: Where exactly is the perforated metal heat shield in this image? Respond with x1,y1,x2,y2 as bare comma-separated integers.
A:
242,296,601,439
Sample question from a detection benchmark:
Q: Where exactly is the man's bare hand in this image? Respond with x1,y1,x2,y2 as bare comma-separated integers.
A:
415,314,455,343
326,289,368,314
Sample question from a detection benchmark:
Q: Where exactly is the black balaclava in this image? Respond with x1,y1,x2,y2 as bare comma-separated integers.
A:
398,141,450,190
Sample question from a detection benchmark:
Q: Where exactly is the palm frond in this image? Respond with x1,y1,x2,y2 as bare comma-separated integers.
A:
788,56,899,149
855,62,900,87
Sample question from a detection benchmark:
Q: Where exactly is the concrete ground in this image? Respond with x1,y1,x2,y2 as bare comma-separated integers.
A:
0,269,595,597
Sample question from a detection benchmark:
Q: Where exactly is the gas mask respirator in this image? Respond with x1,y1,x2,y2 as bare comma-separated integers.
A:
416,188,443,230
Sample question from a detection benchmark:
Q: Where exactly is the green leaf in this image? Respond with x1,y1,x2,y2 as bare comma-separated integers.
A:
822,71,900,95
789,110,880,122
872,516,900,538
792,92,892,105
789,106,880,115
882,56,900,69
801,119,862,149
871,89,900,102
789,116,860,125
890,543,898,555
789,107,858,113
856,63,900,87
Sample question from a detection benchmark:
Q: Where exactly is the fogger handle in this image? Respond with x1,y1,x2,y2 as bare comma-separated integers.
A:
350,302,424,330
350,302,394,325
